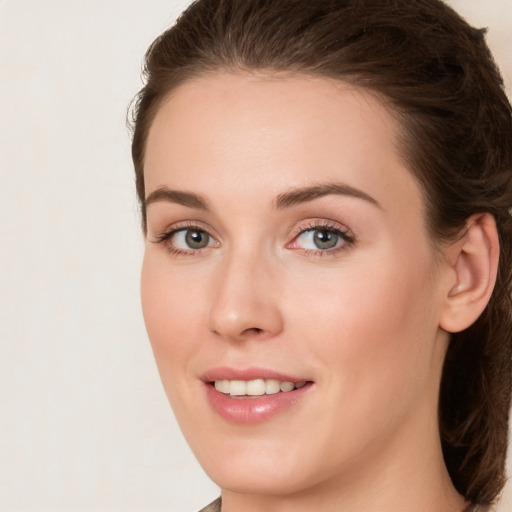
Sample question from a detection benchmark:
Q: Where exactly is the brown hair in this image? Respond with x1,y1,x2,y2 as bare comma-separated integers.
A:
130,0,512,505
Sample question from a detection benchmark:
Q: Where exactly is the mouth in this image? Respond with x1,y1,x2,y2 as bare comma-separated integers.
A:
202,368,314,423
212,378,309,397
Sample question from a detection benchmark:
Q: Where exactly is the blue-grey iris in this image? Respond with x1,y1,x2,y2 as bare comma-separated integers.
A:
186,230,210,249
314,230,338,249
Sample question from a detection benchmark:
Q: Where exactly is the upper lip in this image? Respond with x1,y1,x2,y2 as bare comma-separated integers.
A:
201,366,311,383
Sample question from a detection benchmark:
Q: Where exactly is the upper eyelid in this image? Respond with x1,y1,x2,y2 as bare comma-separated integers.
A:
151,220,217,240
150,218,355,244
292,226,354,244
291,219,354,238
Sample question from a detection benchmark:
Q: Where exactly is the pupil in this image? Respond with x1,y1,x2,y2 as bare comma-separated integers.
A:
186,230,209,249
313,230,338,249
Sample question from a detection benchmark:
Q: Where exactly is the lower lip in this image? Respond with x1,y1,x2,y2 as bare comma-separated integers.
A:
204,382,313,424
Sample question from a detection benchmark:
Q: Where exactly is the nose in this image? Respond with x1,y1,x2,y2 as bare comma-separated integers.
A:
208,251,284,342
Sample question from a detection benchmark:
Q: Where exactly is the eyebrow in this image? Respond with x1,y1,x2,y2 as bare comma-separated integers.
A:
144,181,381,212
275,182,382,210
144,187,210,211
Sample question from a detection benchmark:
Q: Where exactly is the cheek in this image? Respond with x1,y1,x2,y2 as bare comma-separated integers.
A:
287,248,441,407
272,252,443,475
140,252,204,391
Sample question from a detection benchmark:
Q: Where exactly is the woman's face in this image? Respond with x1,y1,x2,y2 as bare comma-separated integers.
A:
141,73,451,496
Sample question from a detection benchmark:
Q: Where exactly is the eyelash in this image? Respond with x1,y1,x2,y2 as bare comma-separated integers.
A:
152,220,356,258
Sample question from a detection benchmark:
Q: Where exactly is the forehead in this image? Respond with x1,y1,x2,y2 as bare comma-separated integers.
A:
144,72,424,219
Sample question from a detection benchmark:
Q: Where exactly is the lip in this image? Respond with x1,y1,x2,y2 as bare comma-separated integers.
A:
202,366,314,424
202,366,309,383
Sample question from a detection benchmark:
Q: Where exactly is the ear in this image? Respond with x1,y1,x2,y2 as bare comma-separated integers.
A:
439,213,500,333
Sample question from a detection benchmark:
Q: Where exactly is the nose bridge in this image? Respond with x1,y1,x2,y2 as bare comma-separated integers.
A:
208,245,283,341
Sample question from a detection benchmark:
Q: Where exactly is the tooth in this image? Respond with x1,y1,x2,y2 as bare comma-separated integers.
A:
280,381,294,392
215,378,306,396
265,379,281,394
215,380,230,393
247,379,266,395
229,380,247,396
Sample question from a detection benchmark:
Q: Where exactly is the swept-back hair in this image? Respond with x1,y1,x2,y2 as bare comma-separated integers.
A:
130,0,512,505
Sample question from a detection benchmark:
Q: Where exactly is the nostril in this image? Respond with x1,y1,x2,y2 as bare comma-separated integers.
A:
242,327,263,336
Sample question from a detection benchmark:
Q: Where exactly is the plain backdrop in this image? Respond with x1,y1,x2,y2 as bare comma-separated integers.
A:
1,1,511,511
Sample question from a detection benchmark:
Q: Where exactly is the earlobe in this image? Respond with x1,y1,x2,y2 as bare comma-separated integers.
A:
440,213,499,333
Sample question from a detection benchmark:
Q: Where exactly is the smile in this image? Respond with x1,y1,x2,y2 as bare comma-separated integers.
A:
214,379,308,397
204,371,313,423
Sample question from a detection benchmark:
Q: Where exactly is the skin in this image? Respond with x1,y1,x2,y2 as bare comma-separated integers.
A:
141,73,471,512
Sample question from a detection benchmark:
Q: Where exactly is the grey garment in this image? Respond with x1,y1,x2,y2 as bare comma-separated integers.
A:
198,497,486,511
198,497,221,512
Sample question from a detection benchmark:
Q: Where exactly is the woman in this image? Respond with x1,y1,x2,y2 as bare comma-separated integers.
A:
130,0,512,510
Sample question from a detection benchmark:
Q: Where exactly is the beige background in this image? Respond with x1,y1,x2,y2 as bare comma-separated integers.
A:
1,1,511,510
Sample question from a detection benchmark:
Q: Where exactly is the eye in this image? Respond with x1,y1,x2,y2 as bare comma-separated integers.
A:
152,224,219,255
167,228,215,251
297,229,341,250
172,228,212,250
288,223,354,254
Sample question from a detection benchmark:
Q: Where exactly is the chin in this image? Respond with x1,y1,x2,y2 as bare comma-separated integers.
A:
191,437,334,498
206,464,312,497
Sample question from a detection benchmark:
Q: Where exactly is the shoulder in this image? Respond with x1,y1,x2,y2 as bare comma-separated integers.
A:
198,497,221,512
